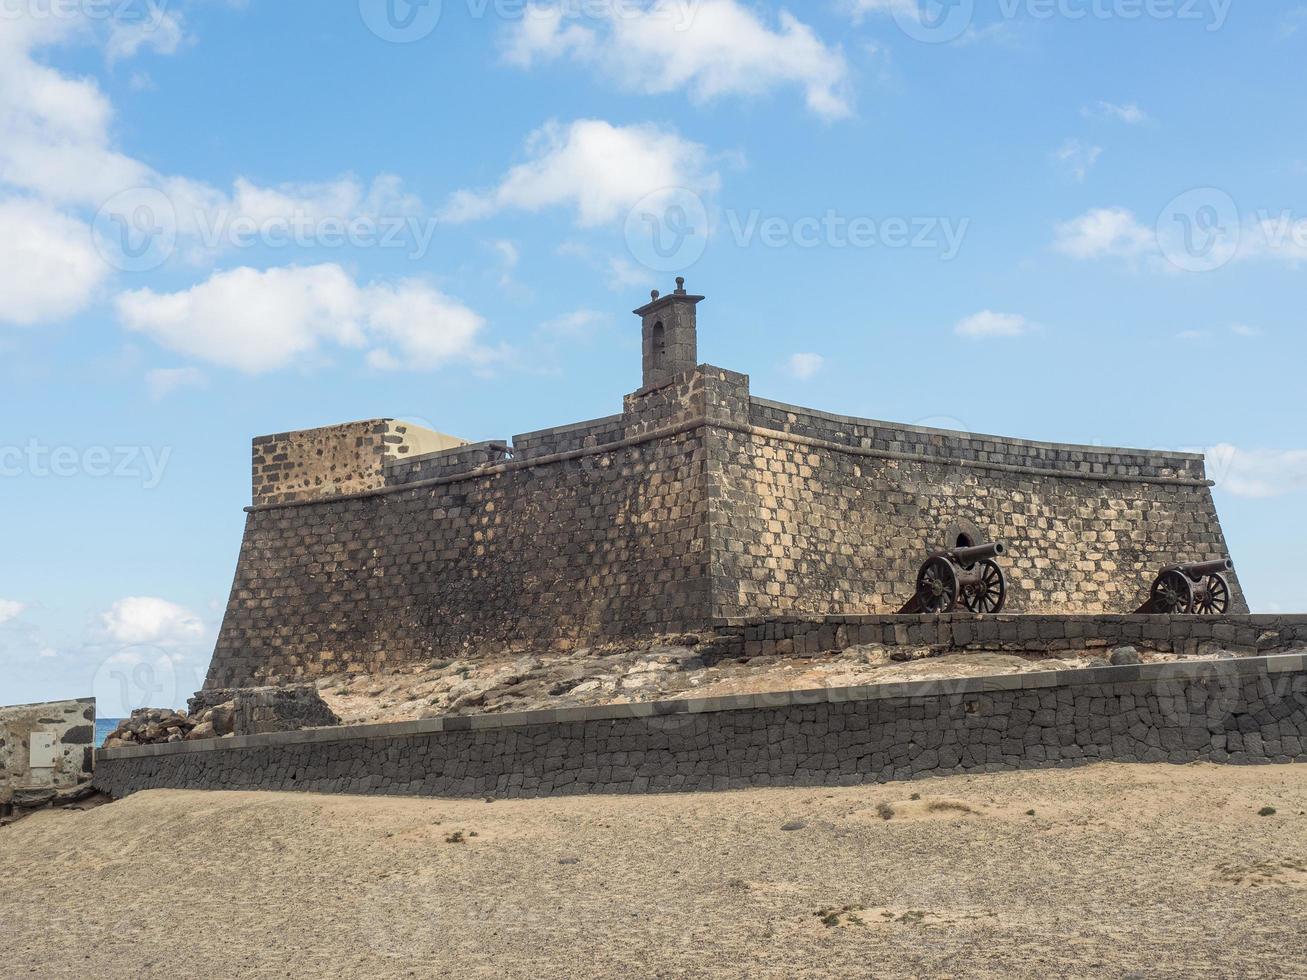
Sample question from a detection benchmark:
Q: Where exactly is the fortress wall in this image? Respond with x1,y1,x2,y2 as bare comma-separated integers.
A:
707,396,1243,619
206,380,715,690
252,419,468,506
512,415,626,460
98,655,1307,801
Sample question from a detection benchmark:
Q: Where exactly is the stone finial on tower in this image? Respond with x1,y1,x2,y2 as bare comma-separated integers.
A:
633,279,704,390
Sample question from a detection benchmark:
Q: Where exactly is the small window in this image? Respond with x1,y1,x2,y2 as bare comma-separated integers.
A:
651,320,667,369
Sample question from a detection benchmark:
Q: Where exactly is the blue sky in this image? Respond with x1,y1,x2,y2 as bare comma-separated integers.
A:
2,0,1305,712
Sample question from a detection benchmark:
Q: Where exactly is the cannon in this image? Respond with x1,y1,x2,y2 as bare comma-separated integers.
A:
899,542,1008,614
1136,559,1234,615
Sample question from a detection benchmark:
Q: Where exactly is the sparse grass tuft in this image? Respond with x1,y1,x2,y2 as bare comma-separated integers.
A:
1258,806,1277,817
876,802,895,821
926,800,979,816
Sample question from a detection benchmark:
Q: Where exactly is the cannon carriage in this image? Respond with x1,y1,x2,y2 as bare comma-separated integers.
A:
899,542,1008,614
1136,559,1234,615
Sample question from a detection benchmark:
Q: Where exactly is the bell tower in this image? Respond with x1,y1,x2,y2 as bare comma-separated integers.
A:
633,277,704,390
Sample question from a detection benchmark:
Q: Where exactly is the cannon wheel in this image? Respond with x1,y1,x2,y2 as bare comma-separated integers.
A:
917,557,960,613
1195,573,1231,615
962,559,1006,614
1150,569,1194,614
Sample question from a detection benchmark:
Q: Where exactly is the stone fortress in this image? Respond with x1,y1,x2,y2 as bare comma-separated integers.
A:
97,279,1307,802
207,279,1245,691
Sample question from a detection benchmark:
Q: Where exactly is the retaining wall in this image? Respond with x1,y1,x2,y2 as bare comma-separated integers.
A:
96,655,1307,801
708,613,1307,658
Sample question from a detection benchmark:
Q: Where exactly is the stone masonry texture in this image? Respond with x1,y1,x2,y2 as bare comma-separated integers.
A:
207,360,1245,690
96,656,1307,801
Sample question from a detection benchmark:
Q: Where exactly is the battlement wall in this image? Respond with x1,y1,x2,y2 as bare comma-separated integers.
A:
709,386,1242,621
208,363,1245,690
252,419,468,506
208,375,714,689
747,398,1208,483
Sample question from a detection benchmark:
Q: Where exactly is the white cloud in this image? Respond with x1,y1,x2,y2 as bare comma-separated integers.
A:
539,309,610,337
0,9,425,287
955,311,1037,340
0,197,108,326
1242,214,1307,266
146,366,207,401
1207,445,1307,499
443,118,719,227
1053,207,1154,260
1081,101,1149,124
0,600,26,624
1051,139,1103,183
106,7,188,63
503,1,852,120
116,264,487,374
786,352,825,380
490,239,520,268
101,596,205,646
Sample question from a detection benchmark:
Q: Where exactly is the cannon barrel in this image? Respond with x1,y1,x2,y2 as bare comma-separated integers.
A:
946,542,1005,566
1175,559,1233,579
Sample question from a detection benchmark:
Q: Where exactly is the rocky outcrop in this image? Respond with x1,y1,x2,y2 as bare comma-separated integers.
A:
188,686,339,736
103,688,339,750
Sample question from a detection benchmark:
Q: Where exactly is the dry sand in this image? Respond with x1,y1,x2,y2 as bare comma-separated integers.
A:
4,763,1307,978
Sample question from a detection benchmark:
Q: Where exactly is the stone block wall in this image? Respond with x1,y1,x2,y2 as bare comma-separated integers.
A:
708,613,1307,659
252,419,467,506
206,363,1247,690
706,394,1243,619
1,698,96,793
96,656,1307,801
208,374,715,688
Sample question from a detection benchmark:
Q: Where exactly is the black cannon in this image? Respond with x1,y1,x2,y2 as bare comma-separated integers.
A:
1136,559,1234,615
899,542,1008,614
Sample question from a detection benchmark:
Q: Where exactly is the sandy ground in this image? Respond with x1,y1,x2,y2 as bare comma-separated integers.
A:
4,765,1307,978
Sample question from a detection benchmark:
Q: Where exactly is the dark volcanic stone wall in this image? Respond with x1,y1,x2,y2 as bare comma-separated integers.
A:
707,394,1244,619
96,656,1307,801
206,364,1246,690
208,378,713,688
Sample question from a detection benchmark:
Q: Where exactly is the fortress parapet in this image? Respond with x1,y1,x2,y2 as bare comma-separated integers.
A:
207,280,1246,689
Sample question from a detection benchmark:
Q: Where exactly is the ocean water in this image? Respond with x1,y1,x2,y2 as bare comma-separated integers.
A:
94,718,123,749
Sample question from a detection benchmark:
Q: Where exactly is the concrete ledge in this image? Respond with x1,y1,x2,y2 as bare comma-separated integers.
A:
97,653,1305,763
